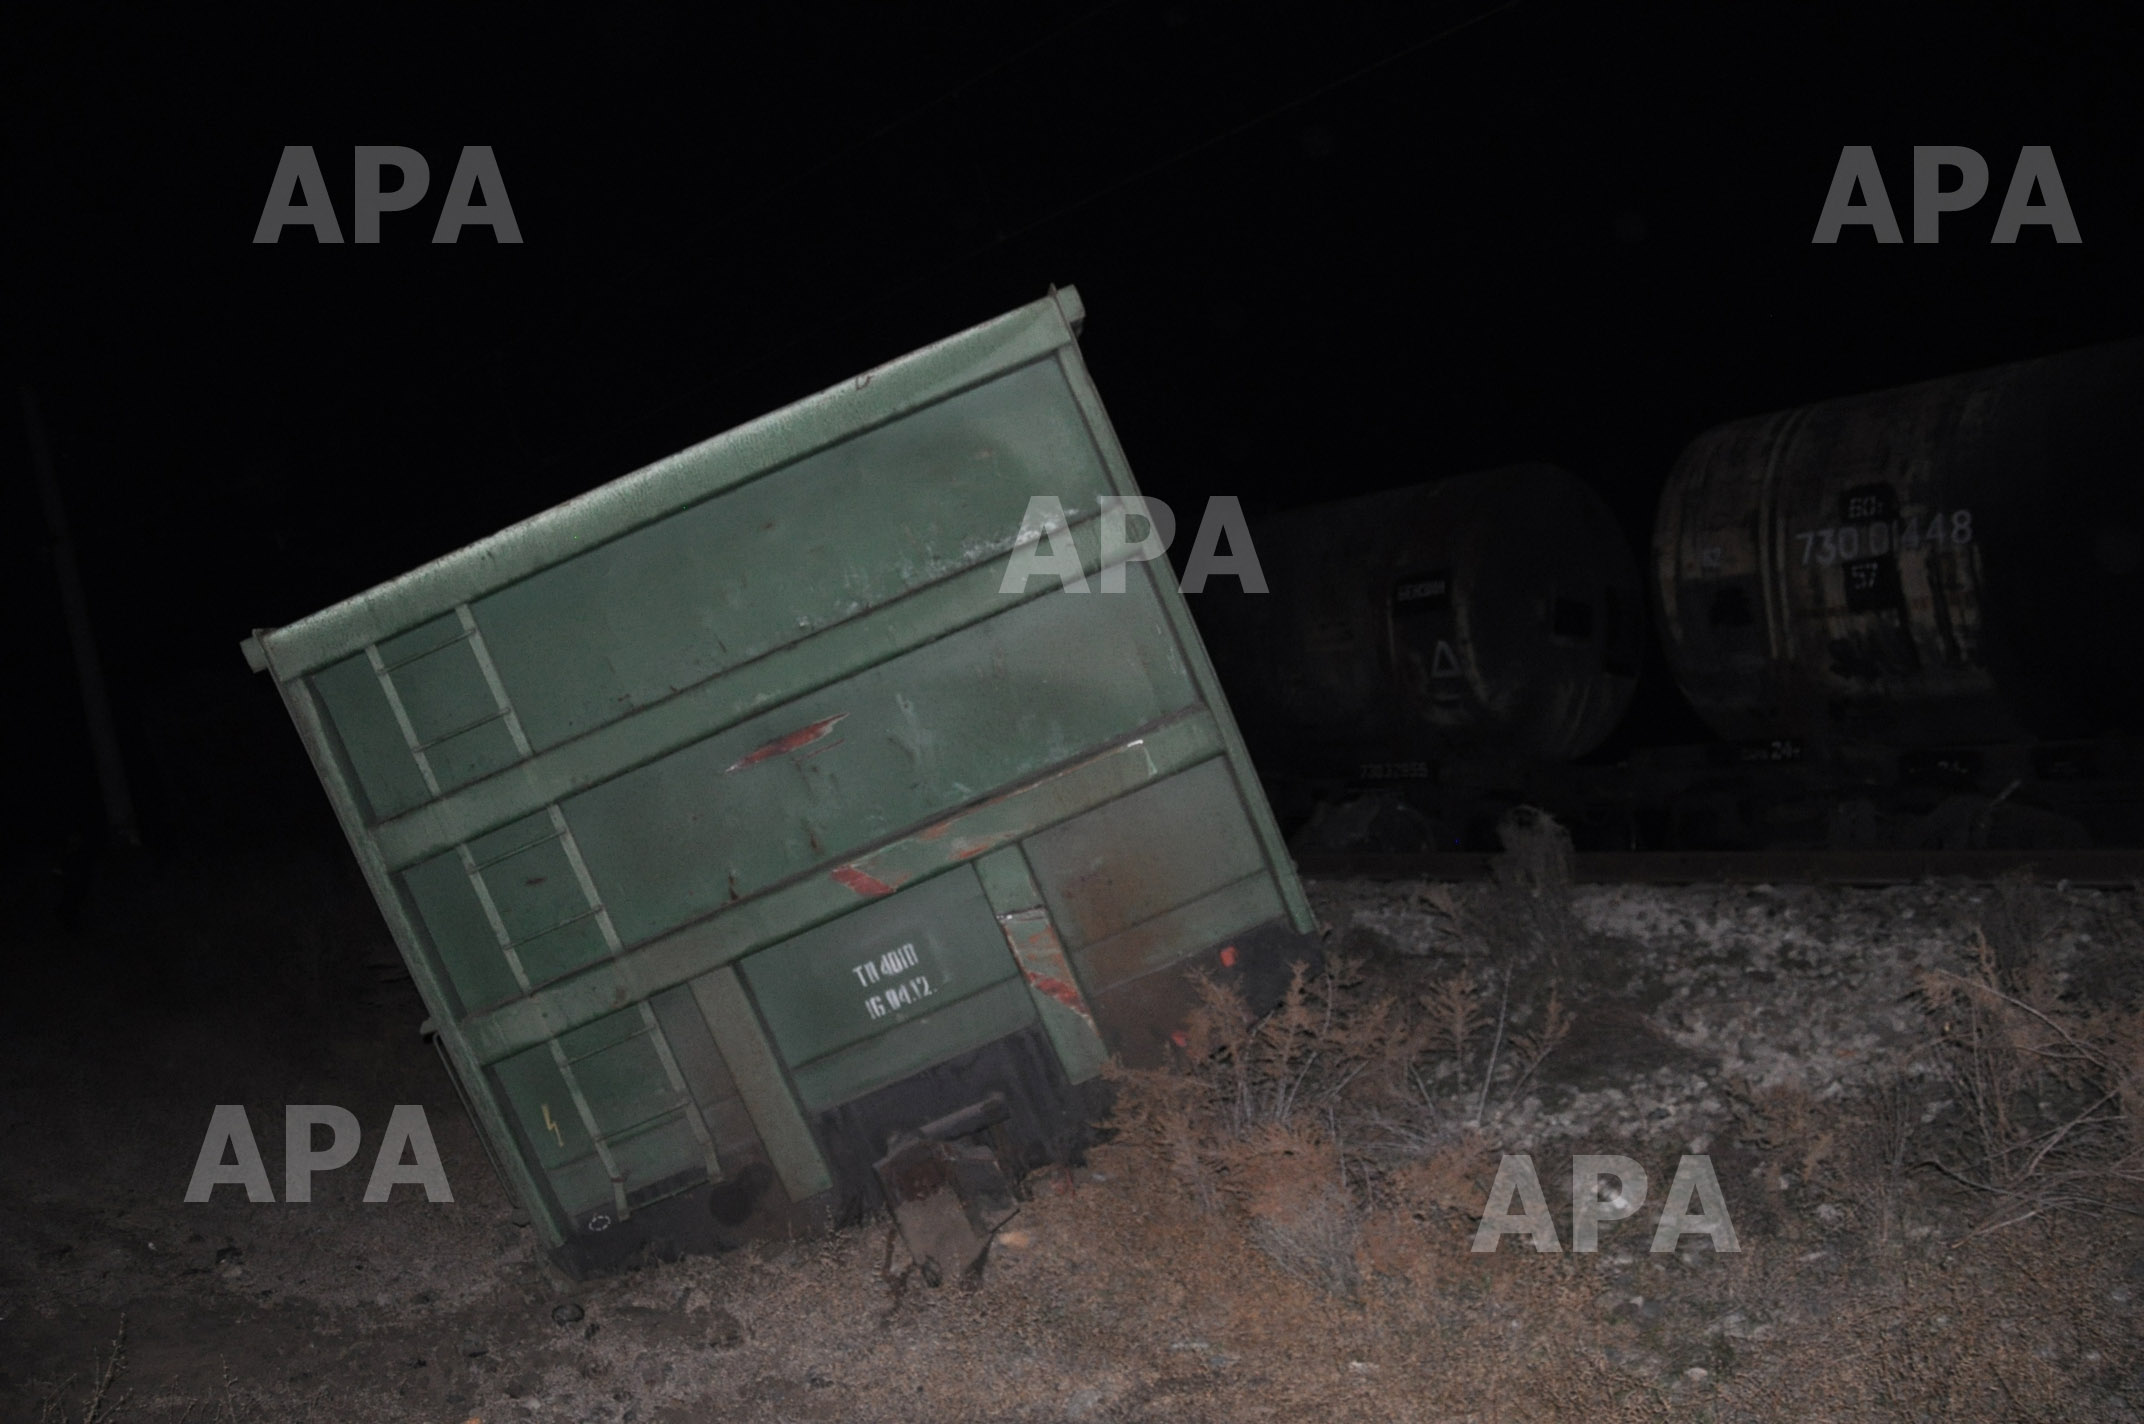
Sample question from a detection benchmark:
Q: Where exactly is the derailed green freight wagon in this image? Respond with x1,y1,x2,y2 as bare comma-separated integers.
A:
242,286,1316,1274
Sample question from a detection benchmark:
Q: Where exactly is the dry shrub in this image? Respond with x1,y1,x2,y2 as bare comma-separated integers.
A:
1441,806,1585,983
1980,867,2058,987
1105,959,1439,1297
1730,1082,1849,1197
1492,806,1580,967
1417,967,1485,1100
35,1318,128,1424
1409,967,1570,1127
1105,954,1557,1300
1421,967,1485,1070
1229,1122,1363,1299
1509,985,1573,1100
1725,1075,1926,1257
1914,919,2144,1239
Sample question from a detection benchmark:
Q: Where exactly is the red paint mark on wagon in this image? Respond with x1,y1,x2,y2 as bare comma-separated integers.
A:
1025,969,1095,1024
726,714,848,772
1170,1029,1189,1049
831,865,896,897
1219,944,1238,968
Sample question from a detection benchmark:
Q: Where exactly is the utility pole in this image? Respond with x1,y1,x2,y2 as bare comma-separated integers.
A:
22,385,140,848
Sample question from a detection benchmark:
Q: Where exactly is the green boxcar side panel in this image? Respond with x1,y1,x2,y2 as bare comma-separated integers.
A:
1072,872,1287,994
544,1155,616,1217
1022,757,1268,949
401,829,619,1004
267,672,565,1250
394,640,501,747
570,1031,683,1137
556,1007,645,1062
562,573,1194,951
481,834,613,985
399,853,522,1014
482,835,599,942
510,917,612,988
460,711,1225,1066
425,718,524,795
389,633,528,793
1047,338,1318,939
740,866,1016,1071
787,977,1038,1113
969,843,1045,916
311,653,432,820
689,968,834,1198
475,359,1116,754
998,906,1110,1084
607,1114,704,1192
972,845,1108,1084
494,1046,592,1170
376,610,465,667
370,521,1112,873
646,985,753,1173
493,1010,708,1218
468,810,558,865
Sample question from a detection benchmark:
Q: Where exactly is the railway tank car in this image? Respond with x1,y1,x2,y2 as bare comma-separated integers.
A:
1192,464,1645,835
1655,338,2144,751
1205,340,2144,856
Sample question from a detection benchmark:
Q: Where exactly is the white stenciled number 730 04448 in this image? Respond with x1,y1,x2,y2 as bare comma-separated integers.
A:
1797,509,1973,566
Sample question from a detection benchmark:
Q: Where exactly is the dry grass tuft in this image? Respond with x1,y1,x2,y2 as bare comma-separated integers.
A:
1105,953,1564,1300
35,1319,128,1424
1509,984,1574,1100
1104,815,1598,1302
1913,921,2144,1241
1419,967,1485,1096
1106,958,1435,1296
1487,805,1583,977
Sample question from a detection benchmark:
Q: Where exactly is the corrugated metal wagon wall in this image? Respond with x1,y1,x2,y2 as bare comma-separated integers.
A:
243,287,1316,1274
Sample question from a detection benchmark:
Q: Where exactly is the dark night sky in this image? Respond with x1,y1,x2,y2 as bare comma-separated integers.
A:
5,1,2140,854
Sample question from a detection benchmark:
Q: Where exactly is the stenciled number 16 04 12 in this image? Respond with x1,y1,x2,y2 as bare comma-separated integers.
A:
1799,508,1974,565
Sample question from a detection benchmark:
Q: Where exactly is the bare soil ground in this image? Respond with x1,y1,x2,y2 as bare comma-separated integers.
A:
5,842,2141,1422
